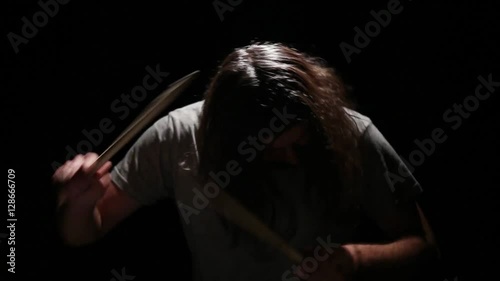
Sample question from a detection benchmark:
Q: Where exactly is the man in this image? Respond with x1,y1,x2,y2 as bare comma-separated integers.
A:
53,42,440,281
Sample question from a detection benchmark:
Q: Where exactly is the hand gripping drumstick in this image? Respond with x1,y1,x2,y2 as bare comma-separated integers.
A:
88,69,304,264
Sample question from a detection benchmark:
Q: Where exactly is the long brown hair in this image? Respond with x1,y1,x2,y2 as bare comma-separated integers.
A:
196,41,363,247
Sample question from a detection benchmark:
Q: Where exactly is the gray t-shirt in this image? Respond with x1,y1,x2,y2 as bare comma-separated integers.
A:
111,100,422,281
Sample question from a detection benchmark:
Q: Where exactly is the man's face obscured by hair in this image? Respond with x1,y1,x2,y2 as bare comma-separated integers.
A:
261,121,311,167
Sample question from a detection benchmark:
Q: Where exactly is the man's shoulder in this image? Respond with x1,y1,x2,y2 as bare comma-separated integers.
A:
346,108,396,154
168,100,204,122
145,100,204,146
152,100,204,133
344,107,374,135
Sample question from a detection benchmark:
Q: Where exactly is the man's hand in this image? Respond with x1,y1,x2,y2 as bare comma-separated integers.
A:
52,152,112,206
52,152,142,246
294,246,357,281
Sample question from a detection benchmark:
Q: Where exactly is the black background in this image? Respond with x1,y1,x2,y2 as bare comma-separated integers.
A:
3,0,499,280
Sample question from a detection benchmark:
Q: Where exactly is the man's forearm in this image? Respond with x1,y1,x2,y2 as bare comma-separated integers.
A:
57,190,103,246
344,236,438,280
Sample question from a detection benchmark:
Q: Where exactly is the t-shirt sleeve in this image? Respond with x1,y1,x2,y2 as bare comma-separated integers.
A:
110,115,175,206
360,122,423,226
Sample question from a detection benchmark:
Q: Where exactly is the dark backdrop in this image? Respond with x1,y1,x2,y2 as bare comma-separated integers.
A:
4,0,499,280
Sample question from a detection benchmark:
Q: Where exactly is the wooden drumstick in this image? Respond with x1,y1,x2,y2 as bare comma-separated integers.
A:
88,70,200,174
210,188,304,264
